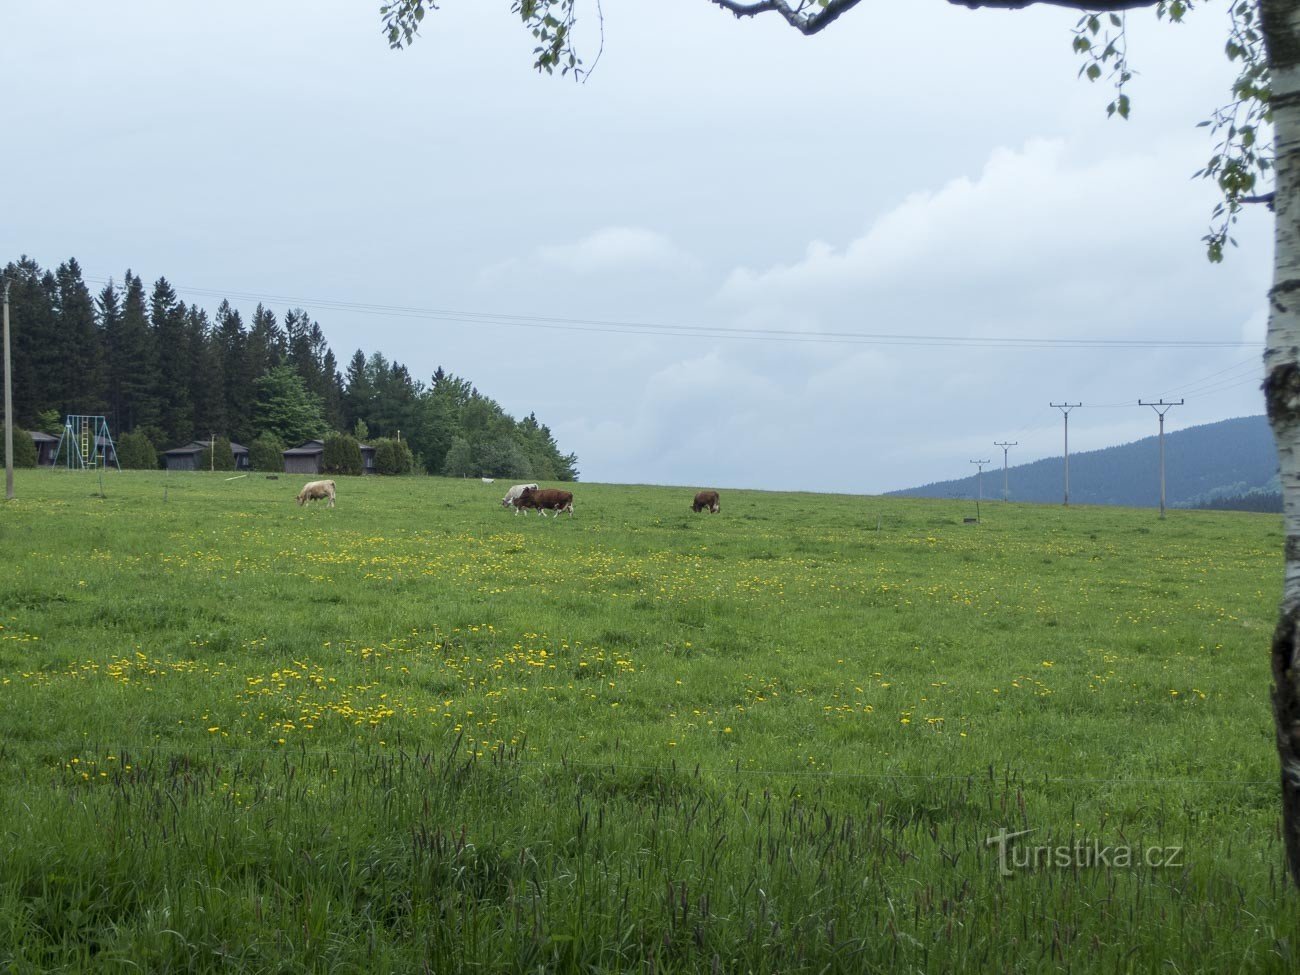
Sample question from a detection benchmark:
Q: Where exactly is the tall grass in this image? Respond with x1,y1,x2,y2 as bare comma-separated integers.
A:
0,469,1293,971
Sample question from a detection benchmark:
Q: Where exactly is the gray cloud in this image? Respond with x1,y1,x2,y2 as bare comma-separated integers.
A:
0,0,1272,494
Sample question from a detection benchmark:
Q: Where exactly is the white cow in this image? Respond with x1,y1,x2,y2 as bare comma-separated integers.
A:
296,479,336,508
501,482,540,514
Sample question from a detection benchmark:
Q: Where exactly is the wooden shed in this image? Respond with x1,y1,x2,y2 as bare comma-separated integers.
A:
283,440,325,475
29,431,58,466
162,439,250,472
282,440,377,475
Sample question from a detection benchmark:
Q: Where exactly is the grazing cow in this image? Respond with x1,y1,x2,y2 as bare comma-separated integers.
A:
502,483,540,513
481,477,495,484
692,490,720,514
517,486,574,518
297,479,336,508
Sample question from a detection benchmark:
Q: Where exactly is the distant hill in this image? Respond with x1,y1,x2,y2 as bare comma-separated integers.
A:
888,415,1280,511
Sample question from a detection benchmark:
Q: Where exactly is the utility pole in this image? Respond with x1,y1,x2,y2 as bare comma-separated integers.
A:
1138,399,1183,519
210,432,215,473
993,441,1017,502
970,458,990,522
3,277,12,501
1050,403,1081,506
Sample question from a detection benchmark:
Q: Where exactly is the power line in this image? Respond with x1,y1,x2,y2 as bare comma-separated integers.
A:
1174,371,1262,400
1055,360,1261,412
79,273,1263,352
1160,355,1261,398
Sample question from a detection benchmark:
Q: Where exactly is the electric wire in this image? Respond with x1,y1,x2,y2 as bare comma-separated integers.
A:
81,274,1262,351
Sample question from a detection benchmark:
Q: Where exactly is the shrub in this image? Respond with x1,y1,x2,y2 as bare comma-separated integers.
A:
373,437,414,475
116,431,157,470
248,433,284,473
11,429,38,468
322,433,363,476
198,437,236,472
442,437,474,477
477,438,530,479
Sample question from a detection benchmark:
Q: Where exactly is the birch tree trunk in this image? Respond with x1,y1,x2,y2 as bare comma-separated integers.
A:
1262,0,1300,887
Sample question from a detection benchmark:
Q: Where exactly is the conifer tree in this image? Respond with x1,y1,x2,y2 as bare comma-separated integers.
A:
216,301,254,444
150,277,193,445
97,281,125,431
117,272,160,437
247,304,285,377
53,259,106,416
187,305,226,439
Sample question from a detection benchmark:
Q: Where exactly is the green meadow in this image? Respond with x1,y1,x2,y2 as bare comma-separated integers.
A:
0,470,1293,972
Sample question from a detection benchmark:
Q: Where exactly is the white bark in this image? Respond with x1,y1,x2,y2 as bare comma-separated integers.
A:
1262,0,1300,884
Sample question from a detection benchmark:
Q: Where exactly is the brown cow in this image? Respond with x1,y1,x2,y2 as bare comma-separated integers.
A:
517,486,574,518
692,490,720,514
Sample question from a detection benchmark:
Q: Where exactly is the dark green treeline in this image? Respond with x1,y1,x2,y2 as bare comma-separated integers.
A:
2,256,578,480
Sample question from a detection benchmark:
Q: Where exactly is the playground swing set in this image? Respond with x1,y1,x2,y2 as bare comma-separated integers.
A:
51,415,121,471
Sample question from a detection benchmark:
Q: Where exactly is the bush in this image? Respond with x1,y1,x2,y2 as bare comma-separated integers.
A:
198,436,236,472
373,437,414,475
11,429,38,468
477,438,530,480
322,433,363,476
248,433,284,473
442,437,474,477
116,431,157,470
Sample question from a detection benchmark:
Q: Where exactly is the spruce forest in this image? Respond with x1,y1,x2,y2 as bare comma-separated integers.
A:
2,256,578,480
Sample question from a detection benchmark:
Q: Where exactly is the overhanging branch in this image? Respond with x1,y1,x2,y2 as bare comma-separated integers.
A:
951,1,1162,9
706,0,866,36
707,0,1161,33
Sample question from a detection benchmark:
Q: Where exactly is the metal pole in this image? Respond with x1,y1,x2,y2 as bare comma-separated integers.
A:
1159,412,1166,518
3,279,12,501
1139,399,1183,519
994,441,1017,502
1050,403,1081,506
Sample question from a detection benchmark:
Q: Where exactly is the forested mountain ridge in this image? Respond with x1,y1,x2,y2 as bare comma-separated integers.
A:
888,415,1277,511
1,256,577,479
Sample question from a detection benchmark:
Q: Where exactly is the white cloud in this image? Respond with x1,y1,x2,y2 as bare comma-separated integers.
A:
480,226,693,287
537,226,688,274
716,138,1263,345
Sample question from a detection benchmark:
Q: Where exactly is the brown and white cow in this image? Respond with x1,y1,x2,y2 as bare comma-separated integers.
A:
501,482,540,513
517,486,574,518
692,490,720,514
296,479,336,508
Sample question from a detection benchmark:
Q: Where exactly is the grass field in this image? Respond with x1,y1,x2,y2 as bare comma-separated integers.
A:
0,469,1294,972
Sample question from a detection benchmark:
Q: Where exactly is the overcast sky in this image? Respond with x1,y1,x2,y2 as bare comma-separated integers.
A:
1,1,1272,492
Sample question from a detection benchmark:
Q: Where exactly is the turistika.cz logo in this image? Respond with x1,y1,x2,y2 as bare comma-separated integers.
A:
985,827,1184,877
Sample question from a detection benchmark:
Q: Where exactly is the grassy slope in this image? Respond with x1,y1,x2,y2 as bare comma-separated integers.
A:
0,470,1293,972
